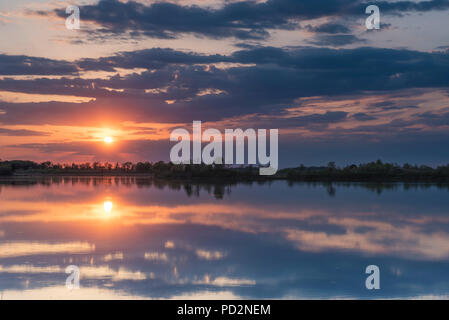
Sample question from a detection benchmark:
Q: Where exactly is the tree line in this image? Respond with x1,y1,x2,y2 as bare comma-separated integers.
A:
1,159,449,182
0,160,251,179
279,160,449,182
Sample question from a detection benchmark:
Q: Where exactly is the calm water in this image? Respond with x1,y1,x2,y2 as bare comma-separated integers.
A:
1,177,449,299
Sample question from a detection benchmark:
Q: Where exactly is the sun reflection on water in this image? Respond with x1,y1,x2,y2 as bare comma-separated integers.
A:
100,200,115,219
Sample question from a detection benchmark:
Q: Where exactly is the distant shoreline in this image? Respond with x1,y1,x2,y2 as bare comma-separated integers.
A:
1,172,449,184
1,160,449,183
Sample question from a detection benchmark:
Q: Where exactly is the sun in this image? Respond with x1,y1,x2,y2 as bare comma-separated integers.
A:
104,136,114,144
103,201,113,213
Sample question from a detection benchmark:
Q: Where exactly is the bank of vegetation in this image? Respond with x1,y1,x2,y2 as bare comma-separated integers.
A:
1,159,449,182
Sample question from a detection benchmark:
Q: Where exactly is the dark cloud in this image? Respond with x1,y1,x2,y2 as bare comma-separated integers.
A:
436,45,449,51
223,111,350,130
76,48,230,72
3,45,449,85
276,111,349,128
374,0,449,14
0,54,78,76
415,111,449,126
0,128,50,136
369,101,420,111
2,46,449,125
305,22,351,34
48,0,449,40
0,48,230,76
351,112,377,121
306,34,366,46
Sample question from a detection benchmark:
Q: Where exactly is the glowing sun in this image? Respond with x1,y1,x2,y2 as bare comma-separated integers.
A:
104,137,114,144
103,201,113,213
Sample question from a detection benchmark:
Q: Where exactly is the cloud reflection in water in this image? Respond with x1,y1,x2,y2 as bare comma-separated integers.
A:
0,177,449,299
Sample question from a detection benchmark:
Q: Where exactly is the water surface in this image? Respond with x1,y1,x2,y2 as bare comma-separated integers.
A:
1,177,449,299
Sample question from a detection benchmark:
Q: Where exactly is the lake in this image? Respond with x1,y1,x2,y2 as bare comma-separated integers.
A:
1,177,449,299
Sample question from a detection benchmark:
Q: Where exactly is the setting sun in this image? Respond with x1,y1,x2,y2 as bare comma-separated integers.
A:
104,137,114,144
103,201,113,213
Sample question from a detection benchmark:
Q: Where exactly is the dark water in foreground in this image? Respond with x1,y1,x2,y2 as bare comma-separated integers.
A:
1,177,449,299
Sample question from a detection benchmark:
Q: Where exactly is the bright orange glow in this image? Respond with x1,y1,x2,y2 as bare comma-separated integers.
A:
103,201,113,213
104,137,114,144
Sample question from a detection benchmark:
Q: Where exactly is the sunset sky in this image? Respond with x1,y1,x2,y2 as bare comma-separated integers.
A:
1,0,449,167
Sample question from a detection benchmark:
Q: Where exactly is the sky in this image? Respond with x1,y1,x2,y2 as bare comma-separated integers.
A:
1,0,449,167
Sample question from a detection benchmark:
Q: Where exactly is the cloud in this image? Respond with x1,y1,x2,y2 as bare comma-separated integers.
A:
306,34,366,46
0,54,78,76
415,111,449,126
5,139,173,163
369,101,420,111
40,0,449,40
0,128,50,136
76,48,230,72
252,111,350,129
351,113,377,121
305,22,351,34
1,44,449,165
1,46,449,126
